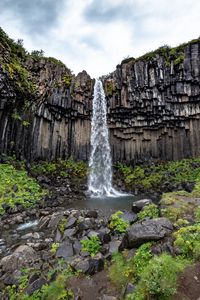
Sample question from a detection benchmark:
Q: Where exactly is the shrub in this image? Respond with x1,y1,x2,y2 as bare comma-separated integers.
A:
138,204,159,220
174,224,200,259
127,254,188,300
109,211,129,233
109,252,135,288
194,206,200,223
133,242,153,279
109,243,153,288
80,236,101,257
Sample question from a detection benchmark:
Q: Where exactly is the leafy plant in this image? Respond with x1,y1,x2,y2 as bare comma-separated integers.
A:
127,254,188,300
109,243,153,289
109,211,129,233
58,218,67,233
133,242,153,279
0,163,46,214
50,243,60,254
80,236,101,257
138,204,159,220
174,224,200,259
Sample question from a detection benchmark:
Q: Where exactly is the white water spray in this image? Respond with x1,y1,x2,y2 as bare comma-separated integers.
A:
88,79,122,197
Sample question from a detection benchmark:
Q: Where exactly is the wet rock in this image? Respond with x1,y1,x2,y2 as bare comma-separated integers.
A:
125,217,173,248
132,199,152,213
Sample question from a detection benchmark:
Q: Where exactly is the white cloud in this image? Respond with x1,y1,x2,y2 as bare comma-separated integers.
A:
1,0,200,77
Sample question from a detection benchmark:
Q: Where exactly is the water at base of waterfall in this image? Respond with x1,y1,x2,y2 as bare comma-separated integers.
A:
87,79,126,198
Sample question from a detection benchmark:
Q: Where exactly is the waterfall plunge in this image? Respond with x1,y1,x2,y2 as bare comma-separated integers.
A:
88,79,122,197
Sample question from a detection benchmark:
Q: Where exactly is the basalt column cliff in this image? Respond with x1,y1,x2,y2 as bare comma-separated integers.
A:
0,28,200,162
104,41,200,162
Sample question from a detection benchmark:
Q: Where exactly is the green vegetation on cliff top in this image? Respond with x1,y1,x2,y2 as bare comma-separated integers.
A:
121,37,200,65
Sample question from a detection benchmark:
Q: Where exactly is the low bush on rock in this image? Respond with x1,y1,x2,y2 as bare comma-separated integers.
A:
80,236,101,257
138,204,159,220
109,211,129,233
174,224,200,260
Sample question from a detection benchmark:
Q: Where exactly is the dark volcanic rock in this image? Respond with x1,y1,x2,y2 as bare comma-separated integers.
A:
132,199,152,213
124,218,173,248
56,241,74,261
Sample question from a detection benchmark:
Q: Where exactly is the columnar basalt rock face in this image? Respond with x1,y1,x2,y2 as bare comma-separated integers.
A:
0,28,200,163
104,42,200,162
0,29,94,160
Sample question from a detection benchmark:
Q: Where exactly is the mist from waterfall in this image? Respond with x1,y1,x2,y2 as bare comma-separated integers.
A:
88,79,122,197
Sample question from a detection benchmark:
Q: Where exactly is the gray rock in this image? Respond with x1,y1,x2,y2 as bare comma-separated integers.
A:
48,213,63,228
132,199,152,213
26,277,47,295
63,228,77,239
56,241,74,261
75,259,90,273
109,240,122,254
121,211,137,224
73,240,82,255
86,210,98,218
38,216,50,230
125,217,173,248
66,216,77,229
0,245,37,272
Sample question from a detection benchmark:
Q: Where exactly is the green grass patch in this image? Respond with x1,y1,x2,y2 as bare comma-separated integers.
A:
0,163,46,214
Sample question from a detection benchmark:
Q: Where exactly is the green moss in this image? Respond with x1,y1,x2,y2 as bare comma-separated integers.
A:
106,81,117,96
0,163,46,215
62,75,72,87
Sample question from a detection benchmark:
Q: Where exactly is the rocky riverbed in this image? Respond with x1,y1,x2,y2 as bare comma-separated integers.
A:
0,191,200,299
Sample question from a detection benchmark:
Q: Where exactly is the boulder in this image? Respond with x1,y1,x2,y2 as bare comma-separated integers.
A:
132,199,152,213
56,241,74,262
125,218,173,248
0,245,37,272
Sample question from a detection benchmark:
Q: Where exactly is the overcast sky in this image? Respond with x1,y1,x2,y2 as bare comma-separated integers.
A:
1,0,200,77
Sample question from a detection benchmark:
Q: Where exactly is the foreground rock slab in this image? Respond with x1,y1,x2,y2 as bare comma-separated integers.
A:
124,217,173,248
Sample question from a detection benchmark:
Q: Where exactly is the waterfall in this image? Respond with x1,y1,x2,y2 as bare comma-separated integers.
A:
88,79,121,197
